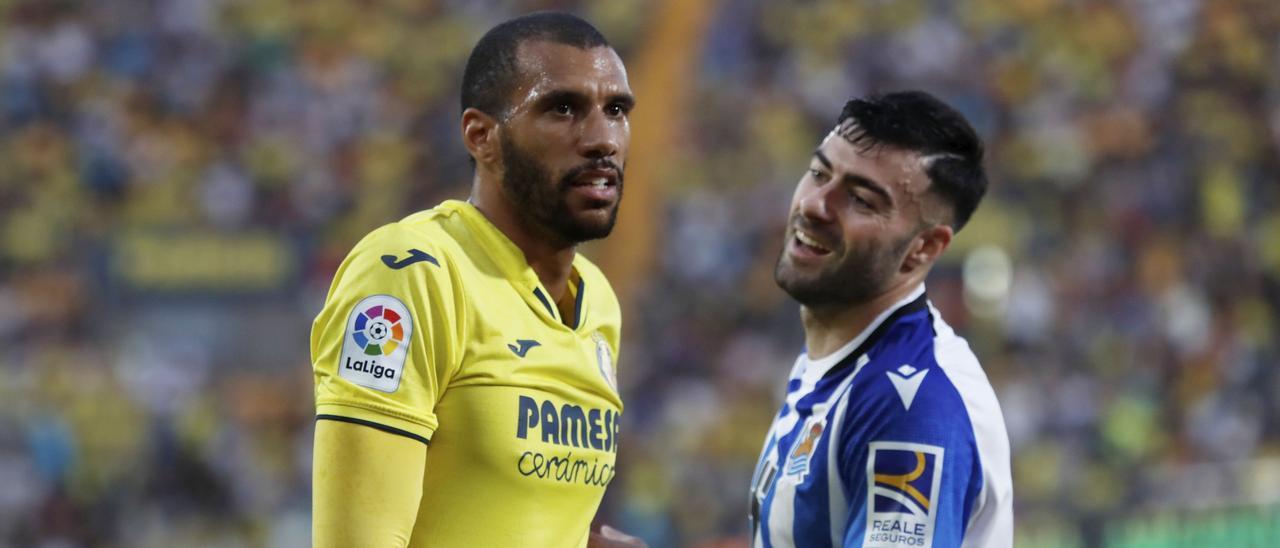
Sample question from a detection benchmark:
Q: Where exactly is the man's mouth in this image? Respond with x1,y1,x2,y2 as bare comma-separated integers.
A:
568,168,620,204
580,176,612,189
570,169,619,188
792,227,833,256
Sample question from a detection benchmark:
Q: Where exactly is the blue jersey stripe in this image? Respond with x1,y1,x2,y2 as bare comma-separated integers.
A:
792,430,832,547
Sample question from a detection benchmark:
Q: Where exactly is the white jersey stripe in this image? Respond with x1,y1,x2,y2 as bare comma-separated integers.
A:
827,383,852,547
765,356,813,547
768,366,860,547
929,304,1014,548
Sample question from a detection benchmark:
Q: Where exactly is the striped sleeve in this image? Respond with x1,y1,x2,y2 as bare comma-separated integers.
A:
835,310,1011,547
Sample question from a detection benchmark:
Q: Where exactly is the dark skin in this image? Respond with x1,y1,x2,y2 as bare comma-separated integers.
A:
461,39,645,548
461,40,634,306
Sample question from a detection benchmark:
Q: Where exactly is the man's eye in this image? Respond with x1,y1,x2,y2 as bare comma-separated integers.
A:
553,103,573,115
808,169,828,181
849,191,873,208
605,104,626,117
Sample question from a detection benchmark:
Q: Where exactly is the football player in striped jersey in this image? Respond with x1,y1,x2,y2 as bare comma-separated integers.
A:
750,91,1013,548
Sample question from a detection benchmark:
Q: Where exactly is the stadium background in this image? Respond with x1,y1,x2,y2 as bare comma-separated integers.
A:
1,0,1278,546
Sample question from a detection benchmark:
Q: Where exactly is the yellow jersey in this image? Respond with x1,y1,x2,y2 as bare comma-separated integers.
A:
310,200,623,547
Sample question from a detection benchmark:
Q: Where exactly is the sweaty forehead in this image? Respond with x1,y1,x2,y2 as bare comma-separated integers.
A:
510,41,629,99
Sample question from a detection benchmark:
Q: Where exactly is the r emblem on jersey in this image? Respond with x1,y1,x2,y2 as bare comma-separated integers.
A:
338,295,413,392
783,417,825,482
865,441,944,548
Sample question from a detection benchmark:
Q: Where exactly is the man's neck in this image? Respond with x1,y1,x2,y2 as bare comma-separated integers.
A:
470,183,576,303
800,278,924,360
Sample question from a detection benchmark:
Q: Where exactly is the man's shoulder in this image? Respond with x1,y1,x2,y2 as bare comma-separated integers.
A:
342,202,484,276
843,306,996,434
846,356,973,431
836,304,1010,491
326,205,474,303
923,306,1004,433
356,202,466,256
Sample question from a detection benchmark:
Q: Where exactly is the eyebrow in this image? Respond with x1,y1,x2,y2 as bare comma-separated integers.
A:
609,92,636,111
537,89,635,111
538,89,587,107
812,149,894,207
814,148,834,170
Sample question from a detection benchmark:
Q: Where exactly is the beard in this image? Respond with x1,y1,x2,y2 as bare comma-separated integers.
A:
773,219,916,308
499,132,623,246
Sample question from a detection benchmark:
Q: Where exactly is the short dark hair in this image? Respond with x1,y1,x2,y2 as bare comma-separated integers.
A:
461,12,611,119
835,91,988,231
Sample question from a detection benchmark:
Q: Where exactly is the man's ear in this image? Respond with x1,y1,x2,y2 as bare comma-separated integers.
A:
901,223,953,274
462,107,500,167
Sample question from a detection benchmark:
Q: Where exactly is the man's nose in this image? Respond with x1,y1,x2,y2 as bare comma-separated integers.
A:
797,182,836,224
578,108,622,159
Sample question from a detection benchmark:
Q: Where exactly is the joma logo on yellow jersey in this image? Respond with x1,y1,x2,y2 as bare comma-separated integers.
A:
516,395,619,453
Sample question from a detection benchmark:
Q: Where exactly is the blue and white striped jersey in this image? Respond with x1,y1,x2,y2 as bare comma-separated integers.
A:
750,286,1012,548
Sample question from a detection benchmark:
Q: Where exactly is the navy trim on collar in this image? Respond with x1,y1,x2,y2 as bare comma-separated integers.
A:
532,287,556,318
821,292,930,380
572,277,585,329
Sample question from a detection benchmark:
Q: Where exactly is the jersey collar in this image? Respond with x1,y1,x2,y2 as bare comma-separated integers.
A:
448,200,588,329
803,284,928,380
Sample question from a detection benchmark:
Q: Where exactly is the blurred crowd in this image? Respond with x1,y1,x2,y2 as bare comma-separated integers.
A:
1,0,1278,546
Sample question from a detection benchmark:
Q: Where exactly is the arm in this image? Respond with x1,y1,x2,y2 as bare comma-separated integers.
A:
838,390,987,548
313,419,426,548
310,225,463,545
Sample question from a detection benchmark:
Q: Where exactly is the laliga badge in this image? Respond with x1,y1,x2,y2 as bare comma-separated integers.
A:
338,295,413,392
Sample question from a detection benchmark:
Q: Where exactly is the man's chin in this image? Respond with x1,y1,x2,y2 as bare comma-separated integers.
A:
776,258,825,284
774,263,850,307
553,212,617,243
571,226,614,243
775,268,818,299
575,204,620,235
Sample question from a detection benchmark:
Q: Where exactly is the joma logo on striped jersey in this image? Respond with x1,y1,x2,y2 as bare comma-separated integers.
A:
516,395,619,453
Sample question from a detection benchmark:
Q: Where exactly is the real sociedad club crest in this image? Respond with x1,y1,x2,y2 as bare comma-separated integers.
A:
785,417,826,482
592,332,616,390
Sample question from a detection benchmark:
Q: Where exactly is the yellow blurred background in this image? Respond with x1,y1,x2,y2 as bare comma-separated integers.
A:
2,0,1279,546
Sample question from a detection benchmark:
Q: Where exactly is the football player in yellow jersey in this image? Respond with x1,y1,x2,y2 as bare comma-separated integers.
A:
310,12,645,548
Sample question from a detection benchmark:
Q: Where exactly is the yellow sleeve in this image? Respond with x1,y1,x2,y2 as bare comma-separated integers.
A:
310,221,465,443
313,419,426,547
